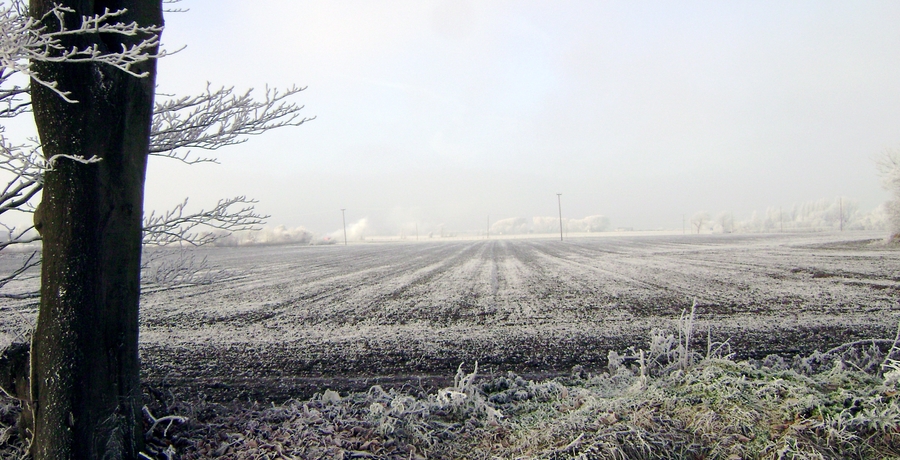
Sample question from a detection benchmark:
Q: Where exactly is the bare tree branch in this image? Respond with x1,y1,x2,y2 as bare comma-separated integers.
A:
150,84,314,164
0,220,41,295
877,149,900,194
0,1,172,102
142,196,269,247
0,177,41,216
0,222,38,250
141,248,235,288
0,2,308,291
0,69,30,118
162,0,189,14
0,250,38,293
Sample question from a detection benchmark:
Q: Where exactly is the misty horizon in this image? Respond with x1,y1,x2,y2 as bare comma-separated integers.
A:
142,2,897,237
2,2,897,239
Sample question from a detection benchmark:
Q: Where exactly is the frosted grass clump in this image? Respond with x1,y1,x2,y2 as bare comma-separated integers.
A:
883,359,900,387
5,317,900,459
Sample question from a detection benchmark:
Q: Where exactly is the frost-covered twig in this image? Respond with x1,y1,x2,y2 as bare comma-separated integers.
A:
879,321,900,370
150,85,313,164
162,0,188,14
141,248,234,287
705,324,732,360
0,131,42,184
560,433,585,452
0,69,30,118
142,405,187,438
142,196,268,247
0,175,40,217
0,127,99,193
0,4,311,296
824,339,895,356
876,149,900,194
0,250,38,293
0,1,168,102
0,223,38,250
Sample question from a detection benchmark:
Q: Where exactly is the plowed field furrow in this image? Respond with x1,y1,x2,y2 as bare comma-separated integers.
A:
316,242,492,326
518,242,707,315
6,232,896,403
142,242,473,328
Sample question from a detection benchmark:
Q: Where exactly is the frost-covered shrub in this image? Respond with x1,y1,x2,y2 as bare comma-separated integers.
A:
15,318,899,459
729,197,888,233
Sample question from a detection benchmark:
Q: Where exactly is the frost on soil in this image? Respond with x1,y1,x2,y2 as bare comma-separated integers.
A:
1,232,899,457
6,319,900,458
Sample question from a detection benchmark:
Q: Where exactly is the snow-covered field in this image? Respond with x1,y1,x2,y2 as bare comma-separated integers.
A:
2,231,898,402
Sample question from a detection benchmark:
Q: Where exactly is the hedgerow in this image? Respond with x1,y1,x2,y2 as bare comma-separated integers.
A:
3,310,899,459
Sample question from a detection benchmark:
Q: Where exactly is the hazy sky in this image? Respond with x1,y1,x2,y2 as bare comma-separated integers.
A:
145,1,900,235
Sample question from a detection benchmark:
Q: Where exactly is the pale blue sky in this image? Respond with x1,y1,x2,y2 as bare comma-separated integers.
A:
146,1,900,235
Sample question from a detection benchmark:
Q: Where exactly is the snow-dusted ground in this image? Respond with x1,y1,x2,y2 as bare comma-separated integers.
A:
2,231,898,402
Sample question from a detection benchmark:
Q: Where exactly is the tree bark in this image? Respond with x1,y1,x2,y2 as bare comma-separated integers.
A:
28,1,161,458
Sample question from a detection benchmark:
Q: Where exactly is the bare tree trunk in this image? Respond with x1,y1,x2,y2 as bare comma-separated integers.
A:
28,1,161,458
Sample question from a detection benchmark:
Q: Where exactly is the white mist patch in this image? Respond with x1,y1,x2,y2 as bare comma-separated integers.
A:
322,218,370,244
212,225,315,246
491,215,610,235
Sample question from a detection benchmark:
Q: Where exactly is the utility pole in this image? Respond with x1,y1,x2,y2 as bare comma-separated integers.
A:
341,209,347,246
557,193,563,241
